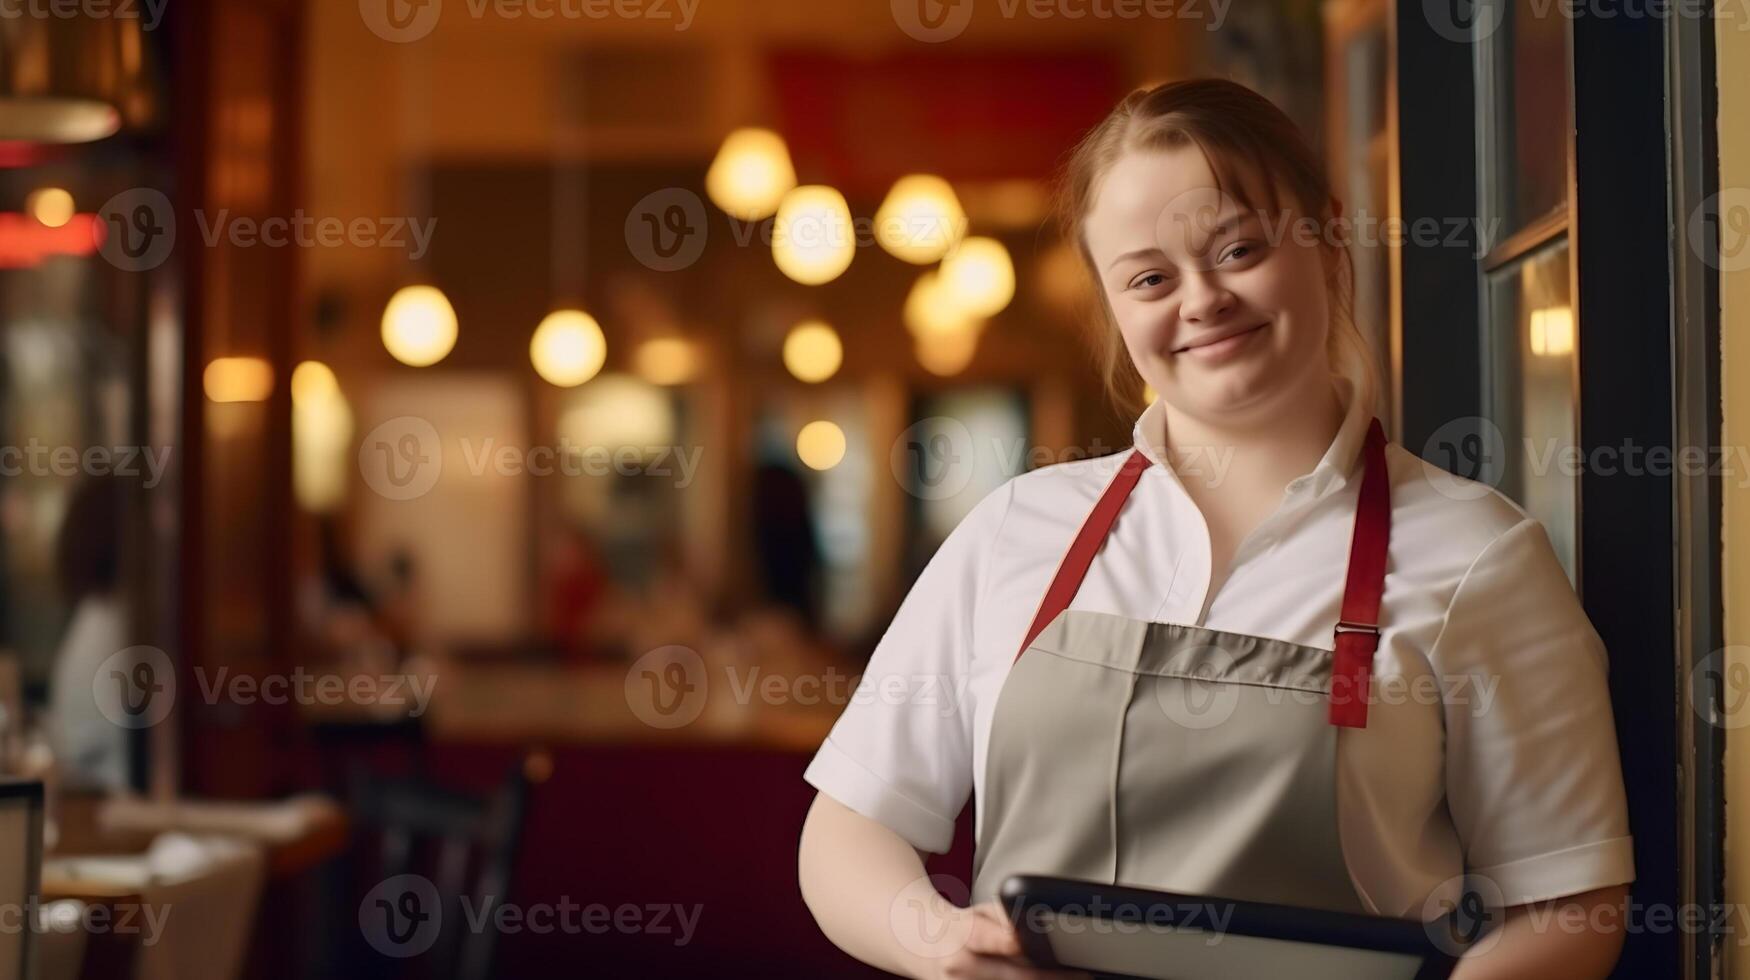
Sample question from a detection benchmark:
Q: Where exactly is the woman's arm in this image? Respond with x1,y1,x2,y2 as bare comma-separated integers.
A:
798,792,949,977
1427,518,1636,977
798,792,1088,979
1451,884,1628,979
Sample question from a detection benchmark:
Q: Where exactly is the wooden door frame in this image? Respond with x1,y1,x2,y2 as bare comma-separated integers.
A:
1667,10,1724,979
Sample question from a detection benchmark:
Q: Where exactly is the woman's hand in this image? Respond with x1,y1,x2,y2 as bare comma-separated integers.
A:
926,900,1093,980
799,794,1089,978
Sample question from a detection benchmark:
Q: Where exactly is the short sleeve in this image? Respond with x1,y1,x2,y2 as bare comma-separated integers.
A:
1432,518,1636,906
802,480,1014,854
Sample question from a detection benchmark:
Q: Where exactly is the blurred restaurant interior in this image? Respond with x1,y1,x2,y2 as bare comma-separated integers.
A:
0,0,1745,977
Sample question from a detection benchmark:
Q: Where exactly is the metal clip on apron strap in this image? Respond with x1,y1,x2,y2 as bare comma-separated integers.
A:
1329,418,1391,728
1014,417,1394,729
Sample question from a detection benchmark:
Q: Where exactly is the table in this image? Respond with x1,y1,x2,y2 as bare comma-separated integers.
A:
41,793,349,980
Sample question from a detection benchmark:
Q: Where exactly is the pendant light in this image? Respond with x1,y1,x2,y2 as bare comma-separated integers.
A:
938,236,1015,318
532,75,606,388
705,128,796,222
380,43,456,367
874,175,965,265
772,185,854,286
0,14,155,143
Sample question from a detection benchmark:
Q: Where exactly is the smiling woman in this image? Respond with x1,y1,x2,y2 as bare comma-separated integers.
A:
798,78,1634,980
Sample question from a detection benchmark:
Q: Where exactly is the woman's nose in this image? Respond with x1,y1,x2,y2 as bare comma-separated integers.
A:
1178,270,1236,323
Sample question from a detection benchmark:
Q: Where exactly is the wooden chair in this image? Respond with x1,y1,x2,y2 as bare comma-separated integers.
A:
346,753,543,980
0,780,43,980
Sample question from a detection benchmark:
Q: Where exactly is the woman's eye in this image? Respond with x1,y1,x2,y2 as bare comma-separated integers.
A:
1129,272,1170,290
1221,241,1261,263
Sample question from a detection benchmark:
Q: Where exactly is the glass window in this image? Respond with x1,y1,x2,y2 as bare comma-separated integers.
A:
1485,239,1577,584
1481,0,1571,244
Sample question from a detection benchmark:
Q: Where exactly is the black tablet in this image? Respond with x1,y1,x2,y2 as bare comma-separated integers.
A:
1001,875,1463,980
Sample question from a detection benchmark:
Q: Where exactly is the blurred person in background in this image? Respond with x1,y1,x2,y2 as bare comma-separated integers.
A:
545,526,610,662
299,518,401,676
751,461,822,633
48,474,129,791
378,547,420,657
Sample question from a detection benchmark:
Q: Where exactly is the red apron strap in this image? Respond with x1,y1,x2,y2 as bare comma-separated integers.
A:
1328,417,1392,728
1013,449,1152,662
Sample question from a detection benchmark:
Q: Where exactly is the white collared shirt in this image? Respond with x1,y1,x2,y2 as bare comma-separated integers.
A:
803,384,1635,915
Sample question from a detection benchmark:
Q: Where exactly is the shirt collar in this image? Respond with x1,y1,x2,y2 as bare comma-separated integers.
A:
1130,376,1373,502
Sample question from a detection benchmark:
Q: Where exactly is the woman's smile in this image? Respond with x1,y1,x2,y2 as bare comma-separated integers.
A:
1171,320,1269,363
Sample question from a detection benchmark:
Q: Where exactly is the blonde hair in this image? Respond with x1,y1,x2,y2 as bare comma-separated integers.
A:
1053,78,1381,417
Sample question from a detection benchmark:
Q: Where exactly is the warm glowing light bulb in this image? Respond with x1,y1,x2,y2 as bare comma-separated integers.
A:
381,285,458,367
772,185,855,286
916,328,981,377
874,175,966,265
291,360,339,406
1529,306,1574,357
26,187,75,228
530,309,608,387
634,337,699,386
782,320,843,383
706,128,798,222
203,357,274,402
939,237,1016,317
291,360,353,513
904,271,979,339
796,420,847,471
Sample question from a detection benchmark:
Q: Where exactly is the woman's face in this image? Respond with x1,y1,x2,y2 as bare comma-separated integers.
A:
1082,144,1334,427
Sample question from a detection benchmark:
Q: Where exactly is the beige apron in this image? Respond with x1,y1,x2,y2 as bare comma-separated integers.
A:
971,419,1392,915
